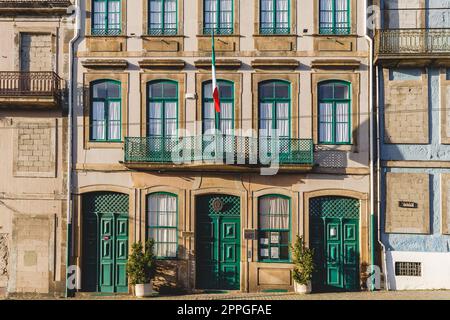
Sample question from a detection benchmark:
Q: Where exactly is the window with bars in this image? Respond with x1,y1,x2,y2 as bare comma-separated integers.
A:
395,262,422,277
92,0,122,36
319,0,350,35
90,80,122,142
203,0,233,35
258,195,290,262
260,0,290,35
148,0,177,35
318,81,351,145
147,193,178,258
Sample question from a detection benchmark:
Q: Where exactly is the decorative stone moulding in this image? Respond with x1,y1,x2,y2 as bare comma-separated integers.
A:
311,59,361,70
251,59,300,71
81,59,129,70
194,59,242,70
138,59,186,70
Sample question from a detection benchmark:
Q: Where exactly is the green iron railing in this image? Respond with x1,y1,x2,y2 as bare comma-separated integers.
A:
124,135,314,165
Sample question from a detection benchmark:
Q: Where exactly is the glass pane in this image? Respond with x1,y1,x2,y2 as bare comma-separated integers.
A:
275,82,289,99
219,82,233,99
259,82,274,99
203,82,213,99
149,82,163,98
319,83,334,99
107,82,120,98
163,82,177,98
260,103,273,119
203,102,215,119
259,196,289,229
165,102,177,118
147,193,177,227
93,82,107,99
149,102,162,119
334,84,349,99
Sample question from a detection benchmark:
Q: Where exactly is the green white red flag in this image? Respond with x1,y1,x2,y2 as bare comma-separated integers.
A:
211,30,220,113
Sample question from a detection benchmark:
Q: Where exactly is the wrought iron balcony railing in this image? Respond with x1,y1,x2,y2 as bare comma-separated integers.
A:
124,135,314,166
376,28,450,55
0,71,64,104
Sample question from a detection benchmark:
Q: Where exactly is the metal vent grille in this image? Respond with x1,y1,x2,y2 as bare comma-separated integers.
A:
395,262,422,277
208,195,240,216
83,192,129,214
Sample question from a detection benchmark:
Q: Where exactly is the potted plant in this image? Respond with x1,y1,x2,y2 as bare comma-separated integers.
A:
291,235,314,294
126,239,156,297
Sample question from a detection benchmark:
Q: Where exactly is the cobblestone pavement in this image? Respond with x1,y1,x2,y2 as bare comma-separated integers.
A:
2,290,450,300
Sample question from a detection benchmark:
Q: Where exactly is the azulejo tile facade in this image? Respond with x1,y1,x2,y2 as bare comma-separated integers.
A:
0,0,448,297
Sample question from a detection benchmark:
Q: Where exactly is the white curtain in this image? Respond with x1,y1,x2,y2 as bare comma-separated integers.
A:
259,103,273,137
336,102,350,143
335,0,348,28
150,0,162,29
320,0,333,29
261,0,273,27
319,102,333,143
276,0,288,29
148,194,177,257
92,102,105,140
203,102,216,133
220,0,232,28
165,0,177,29
204,0,217,27
259,196,289,229
148,102,162,136
220,102,233,135
276,103,289,138
164,102,177,137
93,1,106,29
108,101,121,140
108,0,121,28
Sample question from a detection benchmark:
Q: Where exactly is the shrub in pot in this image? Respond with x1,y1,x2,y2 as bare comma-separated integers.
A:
291,235,314,294
126,239,156,297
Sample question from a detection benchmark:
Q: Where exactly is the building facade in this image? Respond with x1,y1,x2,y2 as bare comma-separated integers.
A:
375,0,450,290
0,0,73,296
70,0,372,294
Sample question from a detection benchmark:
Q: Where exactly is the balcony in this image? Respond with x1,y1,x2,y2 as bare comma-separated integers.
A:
123,135,314,172
0,0,72,15
0,71,65,108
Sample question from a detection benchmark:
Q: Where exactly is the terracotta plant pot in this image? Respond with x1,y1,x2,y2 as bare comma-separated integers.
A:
294,281,312,294
135,281,154,297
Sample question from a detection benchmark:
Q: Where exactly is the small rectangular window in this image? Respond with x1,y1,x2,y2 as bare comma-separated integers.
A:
260,0,290,35
389,68,422,81
395,262,422,277
148,0,177,35
203,0,233,35
92,0,121,36
319,0,350,35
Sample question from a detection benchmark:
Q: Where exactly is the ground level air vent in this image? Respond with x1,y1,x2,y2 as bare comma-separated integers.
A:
395,262,422,277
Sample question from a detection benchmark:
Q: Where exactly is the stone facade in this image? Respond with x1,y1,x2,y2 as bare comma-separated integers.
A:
20,33,53,72
385,173,430,234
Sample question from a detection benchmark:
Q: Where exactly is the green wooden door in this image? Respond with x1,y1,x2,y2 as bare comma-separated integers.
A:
310,197,360,292
82,192,129,293
196,195,240,290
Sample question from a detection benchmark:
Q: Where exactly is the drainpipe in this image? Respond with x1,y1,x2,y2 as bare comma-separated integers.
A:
364,0,376,292
65,0,81,298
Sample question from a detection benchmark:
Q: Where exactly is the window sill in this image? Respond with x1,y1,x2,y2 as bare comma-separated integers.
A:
315,144,354,152
313,33,357,38
197,34,240,38
85,141,124,150
253,34,297,38
142,34,184,38
86,34,127,38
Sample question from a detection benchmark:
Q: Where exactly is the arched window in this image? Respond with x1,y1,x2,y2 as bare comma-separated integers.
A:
260,0,290,35
203,0,233,35
258,195,290,262
92,0,121,36
202,80,234,135
319,0,350,35
258,80,290,139
318,81,351,145
90,80,121,142
148,0,177,35
147,192,178,258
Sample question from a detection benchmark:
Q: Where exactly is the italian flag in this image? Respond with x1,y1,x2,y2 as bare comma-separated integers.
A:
211,30,220,113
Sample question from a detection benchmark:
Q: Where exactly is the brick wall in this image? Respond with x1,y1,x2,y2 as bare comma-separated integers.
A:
13,120,56,178
384,69,429,144
385,173,430,234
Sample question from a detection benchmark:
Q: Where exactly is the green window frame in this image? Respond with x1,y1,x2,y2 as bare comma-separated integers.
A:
92,0,122,36
318,80,352,145
90,80,122,142
147,192,178,259
147,80,178,138
260,0,290,35
319,0,350,35
258,195,291,263
202,80,234,135
148,0,178,35
203,0,234,35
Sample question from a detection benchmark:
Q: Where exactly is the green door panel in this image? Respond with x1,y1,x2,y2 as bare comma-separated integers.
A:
310,197,360,292
196,195,240,290
82,192,129,293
